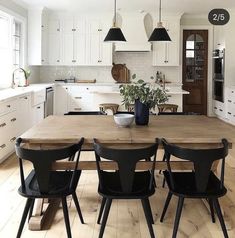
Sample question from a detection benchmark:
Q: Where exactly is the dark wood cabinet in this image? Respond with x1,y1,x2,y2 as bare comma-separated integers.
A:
183,30,208,115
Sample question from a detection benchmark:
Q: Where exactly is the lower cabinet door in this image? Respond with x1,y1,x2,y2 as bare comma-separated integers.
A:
32,103,45,125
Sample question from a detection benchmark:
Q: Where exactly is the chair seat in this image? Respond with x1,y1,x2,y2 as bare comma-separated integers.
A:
18,170,82,198
163,171,227,198
98,171,155,198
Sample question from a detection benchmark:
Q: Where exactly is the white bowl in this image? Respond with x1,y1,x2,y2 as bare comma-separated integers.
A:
114,113,134,127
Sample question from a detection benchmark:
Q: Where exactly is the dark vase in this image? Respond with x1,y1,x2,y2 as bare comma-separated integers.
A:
134,99,149,125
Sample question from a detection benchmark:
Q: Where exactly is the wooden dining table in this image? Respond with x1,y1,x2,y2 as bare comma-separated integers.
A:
20,115,235,230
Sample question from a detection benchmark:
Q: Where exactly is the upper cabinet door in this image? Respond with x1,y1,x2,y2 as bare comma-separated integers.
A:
73,18,86,65
87,18,112,66
63,17,86,65
152,17,180,66
63,17,74,65
48,18,62,65
28,8,49,65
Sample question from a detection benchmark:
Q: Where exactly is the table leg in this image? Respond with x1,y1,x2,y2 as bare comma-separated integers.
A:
28,199,60,230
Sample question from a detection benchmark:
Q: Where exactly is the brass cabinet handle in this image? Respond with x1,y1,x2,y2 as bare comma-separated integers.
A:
11,118,16,122
0,123,6,128
10,137,16,142
0,144,6,149
74,108,82,111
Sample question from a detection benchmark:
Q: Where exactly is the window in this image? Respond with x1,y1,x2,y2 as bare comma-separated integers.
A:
0,10,24,88
13,20,22,70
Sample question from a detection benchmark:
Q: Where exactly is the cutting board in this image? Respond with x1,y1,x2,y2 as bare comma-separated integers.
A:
75,79,96,83
111,63,130,83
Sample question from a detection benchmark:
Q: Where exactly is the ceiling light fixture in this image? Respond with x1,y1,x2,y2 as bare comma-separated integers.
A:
104,0,126,42
148,0,171,41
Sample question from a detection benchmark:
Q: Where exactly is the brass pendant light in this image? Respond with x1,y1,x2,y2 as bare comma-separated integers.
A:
104,0,126,42
149,0,171,41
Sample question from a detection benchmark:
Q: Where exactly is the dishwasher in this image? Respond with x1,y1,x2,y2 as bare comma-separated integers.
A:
44,87,54,117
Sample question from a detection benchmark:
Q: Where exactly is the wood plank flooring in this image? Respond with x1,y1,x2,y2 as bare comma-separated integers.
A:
1,151,235,238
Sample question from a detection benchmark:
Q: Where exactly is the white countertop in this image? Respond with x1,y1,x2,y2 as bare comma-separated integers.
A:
0,84,53,102
0,82,189,102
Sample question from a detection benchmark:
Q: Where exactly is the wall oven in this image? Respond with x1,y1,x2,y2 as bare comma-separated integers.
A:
213,49,224,102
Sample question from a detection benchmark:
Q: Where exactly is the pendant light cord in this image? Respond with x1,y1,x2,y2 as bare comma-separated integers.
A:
159,0,162,22
113,0,117,27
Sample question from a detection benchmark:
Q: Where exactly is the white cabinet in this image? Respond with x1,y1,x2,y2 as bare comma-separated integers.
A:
152,18,180,66
28,8,48,65
213,26,225,50
63,17,86,65
213,100,226,118
68,86,94,112
54,85,69,115
225,87,235,124
0,99,18,162
48,18,63,65
32,103,44,125
18,94,31,133
87,19,112,66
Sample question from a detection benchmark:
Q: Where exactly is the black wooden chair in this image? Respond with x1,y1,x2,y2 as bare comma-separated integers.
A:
93,139,159,238
160,138,229,238
158,111,201,187
15,137,85,238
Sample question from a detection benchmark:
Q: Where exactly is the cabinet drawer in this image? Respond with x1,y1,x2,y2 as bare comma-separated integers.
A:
0,99,17,116
226,88,235,101
69,86,91,94
32,89,46,106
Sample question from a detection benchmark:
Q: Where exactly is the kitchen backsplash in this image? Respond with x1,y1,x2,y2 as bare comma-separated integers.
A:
39,52,181,84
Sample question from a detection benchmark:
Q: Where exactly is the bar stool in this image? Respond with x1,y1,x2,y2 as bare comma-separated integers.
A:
99,103,119,115
157,104,178,113
127,103,135,112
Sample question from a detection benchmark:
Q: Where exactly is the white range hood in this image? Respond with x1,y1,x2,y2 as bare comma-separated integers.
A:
115,12,151,52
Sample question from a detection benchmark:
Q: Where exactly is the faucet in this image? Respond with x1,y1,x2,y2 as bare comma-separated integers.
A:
12,68,27,88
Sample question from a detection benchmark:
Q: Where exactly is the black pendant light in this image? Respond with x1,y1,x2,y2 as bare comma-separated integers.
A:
104,0,126,42
148,0,171,41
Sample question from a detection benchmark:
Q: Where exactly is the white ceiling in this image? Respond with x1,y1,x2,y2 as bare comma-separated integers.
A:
12,0,235,15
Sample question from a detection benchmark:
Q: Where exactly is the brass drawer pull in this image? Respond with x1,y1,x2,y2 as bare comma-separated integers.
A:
0,144,6,149
11,118,16,122
0,123,6,128
10,137,16,142
74,108,82,111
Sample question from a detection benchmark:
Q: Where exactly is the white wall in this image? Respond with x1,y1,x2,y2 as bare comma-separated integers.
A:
224,9,235,87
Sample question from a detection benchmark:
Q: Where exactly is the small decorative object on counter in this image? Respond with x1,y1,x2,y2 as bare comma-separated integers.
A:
119,74,168,125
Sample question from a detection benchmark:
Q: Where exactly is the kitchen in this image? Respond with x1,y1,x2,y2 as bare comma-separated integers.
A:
1,0,235,238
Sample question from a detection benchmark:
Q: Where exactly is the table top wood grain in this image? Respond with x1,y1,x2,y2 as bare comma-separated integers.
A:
20,115,235,146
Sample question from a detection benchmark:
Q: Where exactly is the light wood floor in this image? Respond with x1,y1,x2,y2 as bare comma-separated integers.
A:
1,151,235,238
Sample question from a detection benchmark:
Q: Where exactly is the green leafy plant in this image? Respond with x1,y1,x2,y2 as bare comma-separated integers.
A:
119,74,168,110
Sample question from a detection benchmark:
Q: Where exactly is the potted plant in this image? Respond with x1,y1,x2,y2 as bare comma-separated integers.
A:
119,74,168,125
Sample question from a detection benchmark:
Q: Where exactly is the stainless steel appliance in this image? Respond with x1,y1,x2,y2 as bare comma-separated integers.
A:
45,87,54,117
213,49,225,102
